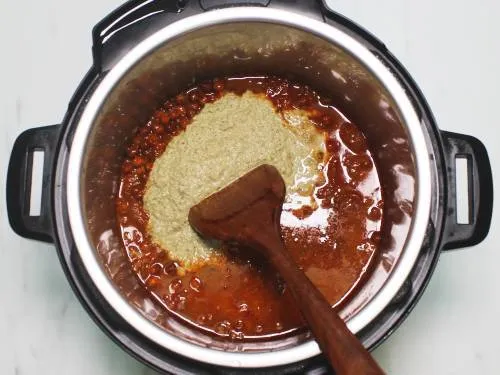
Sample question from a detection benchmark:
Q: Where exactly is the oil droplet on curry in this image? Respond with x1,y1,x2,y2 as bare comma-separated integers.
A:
116,76,383,340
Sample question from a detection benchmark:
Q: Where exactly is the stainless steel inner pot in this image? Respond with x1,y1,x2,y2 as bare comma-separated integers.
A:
65,8,432,368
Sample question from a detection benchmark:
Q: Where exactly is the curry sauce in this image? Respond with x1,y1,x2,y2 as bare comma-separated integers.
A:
116,76,383,340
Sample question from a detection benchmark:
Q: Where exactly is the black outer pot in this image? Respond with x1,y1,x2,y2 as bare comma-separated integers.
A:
6,0,493,374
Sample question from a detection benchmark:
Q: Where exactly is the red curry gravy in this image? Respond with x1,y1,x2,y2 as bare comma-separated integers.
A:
116,76,383,340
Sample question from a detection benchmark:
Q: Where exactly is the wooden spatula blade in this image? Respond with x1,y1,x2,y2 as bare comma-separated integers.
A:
188,164,285,245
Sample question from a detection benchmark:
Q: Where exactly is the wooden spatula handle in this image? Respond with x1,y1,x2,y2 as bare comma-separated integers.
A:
189,165,383,374
265,236,385,375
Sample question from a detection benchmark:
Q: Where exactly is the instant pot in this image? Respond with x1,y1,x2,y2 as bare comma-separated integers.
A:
6,0,493,373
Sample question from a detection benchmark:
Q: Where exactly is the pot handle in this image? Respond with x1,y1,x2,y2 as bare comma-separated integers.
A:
441,131,493,250
200,0,324,20
92,0,330,71
6,125,60,243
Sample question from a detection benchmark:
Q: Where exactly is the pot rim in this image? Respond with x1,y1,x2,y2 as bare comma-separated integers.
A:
66,7,432,368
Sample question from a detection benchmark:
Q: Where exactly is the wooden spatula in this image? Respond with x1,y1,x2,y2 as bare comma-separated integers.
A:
188,164,384,375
